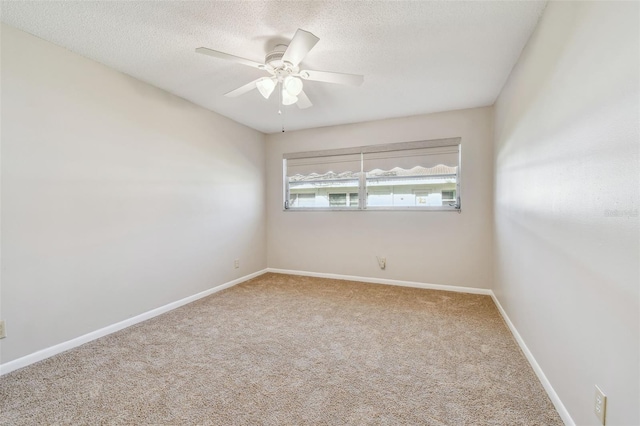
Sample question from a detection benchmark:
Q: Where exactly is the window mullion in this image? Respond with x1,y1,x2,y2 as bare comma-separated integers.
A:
283,159,290,209
359,152,366,210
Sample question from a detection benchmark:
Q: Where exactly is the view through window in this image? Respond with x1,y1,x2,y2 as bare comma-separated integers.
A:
284,138,461,211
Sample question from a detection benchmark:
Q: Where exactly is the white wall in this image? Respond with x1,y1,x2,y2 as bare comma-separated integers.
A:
493,2,639,425
267,107,494,289
0,24,266,364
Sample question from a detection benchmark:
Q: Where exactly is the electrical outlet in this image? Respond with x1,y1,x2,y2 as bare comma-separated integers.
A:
0,320,6,339
234,259,240,269
594,385,607,425
376,256,386,270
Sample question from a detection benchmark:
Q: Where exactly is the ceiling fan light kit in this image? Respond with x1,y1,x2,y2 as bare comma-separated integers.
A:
195,28,364,111
282,90,298,106
256,77,276,99
283,76,303,96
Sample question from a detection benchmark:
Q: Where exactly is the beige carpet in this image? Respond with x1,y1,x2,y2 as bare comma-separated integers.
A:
0,273,562,425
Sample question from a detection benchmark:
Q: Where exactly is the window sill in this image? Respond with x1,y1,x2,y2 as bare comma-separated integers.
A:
283,207,461,212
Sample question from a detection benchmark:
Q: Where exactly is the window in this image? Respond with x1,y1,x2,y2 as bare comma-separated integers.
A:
442,190,456,203
329,193,347,207
328,193,359,207
349,193,359,207
284,138,461,211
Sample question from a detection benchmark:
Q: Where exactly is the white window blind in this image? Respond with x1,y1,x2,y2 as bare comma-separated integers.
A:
363,146,459,172
286,154,361,177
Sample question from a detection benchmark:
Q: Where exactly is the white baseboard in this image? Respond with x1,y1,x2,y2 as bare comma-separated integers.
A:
1,267,574,426
267,268,573,425
266,268,492,295
0,269,268,376
490,293,574,426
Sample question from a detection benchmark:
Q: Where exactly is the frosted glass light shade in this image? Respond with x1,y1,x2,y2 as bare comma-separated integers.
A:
283,76,303,96
282,89,298,105
256,77,276,99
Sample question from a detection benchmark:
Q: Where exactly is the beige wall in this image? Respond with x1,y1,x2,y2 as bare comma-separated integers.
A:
266,107,494,289
493,2,639,425
0,25,267,364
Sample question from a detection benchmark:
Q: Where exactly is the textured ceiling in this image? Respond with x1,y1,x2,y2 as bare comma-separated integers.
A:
1,1,546,134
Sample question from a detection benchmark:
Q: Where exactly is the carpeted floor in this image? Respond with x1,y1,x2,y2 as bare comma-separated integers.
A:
0,273,562,425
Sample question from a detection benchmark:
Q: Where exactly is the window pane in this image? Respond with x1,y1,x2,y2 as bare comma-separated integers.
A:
286,154,361,209
364,146,458,208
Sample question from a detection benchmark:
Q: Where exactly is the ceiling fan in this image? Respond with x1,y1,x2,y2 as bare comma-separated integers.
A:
195,29,364,109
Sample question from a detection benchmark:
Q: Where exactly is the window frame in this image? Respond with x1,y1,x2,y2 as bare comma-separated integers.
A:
283,137,461,212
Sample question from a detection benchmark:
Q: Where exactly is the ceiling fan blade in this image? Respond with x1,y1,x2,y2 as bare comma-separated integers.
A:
224,78,262,97
195,47,263,69
296,90,313,109
282,29,319,67
300,69,364,86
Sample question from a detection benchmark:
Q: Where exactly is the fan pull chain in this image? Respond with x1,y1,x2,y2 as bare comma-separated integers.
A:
279,81,285,132
278,82,282,116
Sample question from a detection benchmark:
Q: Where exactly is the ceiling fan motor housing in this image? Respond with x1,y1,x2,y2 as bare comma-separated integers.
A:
265,44,299,73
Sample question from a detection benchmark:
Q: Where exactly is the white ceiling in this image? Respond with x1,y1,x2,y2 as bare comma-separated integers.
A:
1,1,546,134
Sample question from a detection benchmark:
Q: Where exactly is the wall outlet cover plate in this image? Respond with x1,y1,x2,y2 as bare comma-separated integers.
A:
594,385,606,425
